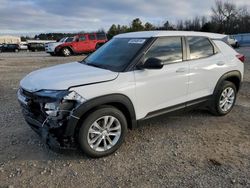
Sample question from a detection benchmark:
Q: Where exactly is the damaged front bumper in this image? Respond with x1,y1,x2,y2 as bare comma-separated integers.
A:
17,88,85,151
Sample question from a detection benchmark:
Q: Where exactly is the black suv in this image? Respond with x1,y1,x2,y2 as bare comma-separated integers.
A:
0,44,20,52
28,43,45,52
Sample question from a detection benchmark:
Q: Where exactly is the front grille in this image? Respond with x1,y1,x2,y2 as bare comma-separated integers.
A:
19,88,46,123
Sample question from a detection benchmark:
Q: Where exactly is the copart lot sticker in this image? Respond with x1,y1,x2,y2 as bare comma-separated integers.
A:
128,39,146,44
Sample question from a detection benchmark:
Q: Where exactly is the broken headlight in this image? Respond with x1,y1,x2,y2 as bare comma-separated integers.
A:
38,90,86,117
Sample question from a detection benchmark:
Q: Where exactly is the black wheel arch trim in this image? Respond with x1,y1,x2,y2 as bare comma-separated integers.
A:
213,70,242,94
64,94,137,137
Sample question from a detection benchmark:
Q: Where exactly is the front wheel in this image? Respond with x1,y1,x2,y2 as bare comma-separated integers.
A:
210,81,237,116
78,106,127,158
61,47,71,56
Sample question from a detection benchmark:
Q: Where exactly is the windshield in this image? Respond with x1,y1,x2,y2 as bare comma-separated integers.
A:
66,37,74,42
59,38,66,42
83,38,147,72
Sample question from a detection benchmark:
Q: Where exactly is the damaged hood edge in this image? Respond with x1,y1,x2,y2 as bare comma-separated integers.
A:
20,62,119,92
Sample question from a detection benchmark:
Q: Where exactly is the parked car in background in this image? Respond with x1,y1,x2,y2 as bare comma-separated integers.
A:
0,44,20,52
55,33,108,56
19,42,28,51
18,31,244,157
28,43,45,52
227,35,239,48
45,37,74,56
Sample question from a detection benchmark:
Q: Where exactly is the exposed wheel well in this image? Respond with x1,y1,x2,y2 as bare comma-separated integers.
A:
73,102,134,140
106,102,133,129
214,71,242,95
225,76,240,91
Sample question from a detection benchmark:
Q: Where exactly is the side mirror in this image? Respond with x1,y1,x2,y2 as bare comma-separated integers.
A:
139,57,163,69
75,38,79,42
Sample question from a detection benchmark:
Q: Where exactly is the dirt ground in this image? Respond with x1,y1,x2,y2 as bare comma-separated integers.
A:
0,49,249,188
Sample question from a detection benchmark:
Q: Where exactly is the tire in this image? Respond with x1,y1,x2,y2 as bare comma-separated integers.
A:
15,49,19,52
61,47,71,56
78,106,127,158
210,81,237,116
49,52,55,56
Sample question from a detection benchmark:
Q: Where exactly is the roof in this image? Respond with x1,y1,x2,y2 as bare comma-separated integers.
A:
115,31,227,40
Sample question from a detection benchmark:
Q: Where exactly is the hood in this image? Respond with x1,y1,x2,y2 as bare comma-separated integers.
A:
20,62,118,92
48,42,63,47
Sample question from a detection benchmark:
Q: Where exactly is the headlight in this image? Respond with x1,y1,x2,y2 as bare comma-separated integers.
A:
36,90,69,100
39,90,86,117
63,91,85,103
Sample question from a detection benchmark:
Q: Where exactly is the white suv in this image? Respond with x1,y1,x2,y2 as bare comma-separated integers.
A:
45,37,74,55
18,31,244,157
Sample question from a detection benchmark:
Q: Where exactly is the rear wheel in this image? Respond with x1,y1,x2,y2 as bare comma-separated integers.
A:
62,47,71,56
95,43,102,50
210,81,237,116
78,106,127,158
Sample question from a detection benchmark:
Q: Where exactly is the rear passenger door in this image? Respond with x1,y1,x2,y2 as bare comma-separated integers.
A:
75,35,90,53
88,34,97,51
134,37,189,119
186,36,225,101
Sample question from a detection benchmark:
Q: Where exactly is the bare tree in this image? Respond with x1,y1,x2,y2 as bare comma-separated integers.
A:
211,0,238,33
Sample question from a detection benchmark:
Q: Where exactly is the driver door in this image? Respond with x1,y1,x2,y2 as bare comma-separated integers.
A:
74,35,90,53
134,36,189,119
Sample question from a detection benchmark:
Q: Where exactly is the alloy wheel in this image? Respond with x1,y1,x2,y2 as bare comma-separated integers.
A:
219,87,235,112
87,116,121,152
63,48,70,56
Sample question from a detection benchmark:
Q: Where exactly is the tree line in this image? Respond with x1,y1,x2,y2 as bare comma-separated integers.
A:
21,0,250,41
107,0,250,38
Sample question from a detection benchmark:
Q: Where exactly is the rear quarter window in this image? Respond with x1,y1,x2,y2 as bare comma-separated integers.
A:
96,33,107,40
212,40,238,56
187,37,214,60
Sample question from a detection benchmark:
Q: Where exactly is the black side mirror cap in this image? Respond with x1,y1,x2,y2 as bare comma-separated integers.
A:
140,57,164,69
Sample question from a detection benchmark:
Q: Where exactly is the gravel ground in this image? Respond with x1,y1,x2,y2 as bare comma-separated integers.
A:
0,49,249,188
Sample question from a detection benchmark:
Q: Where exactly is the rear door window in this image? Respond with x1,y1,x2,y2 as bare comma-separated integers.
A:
187,37,214,59
96,33,107,40
89,34,96,40
79,36,86,41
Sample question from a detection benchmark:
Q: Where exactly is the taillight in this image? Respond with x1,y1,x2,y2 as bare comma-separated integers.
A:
236,54,245,63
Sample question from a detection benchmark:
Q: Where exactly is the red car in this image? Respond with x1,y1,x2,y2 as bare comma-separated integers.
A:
55,33,108,56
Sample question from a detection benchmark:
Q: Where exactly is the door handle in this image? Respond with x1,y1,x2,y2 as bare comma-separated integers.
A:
176,67,187,73
216,61,225,66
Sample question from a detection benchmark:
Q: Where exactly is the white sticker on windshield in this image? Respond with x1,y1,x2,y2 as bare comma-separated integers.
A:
128,39,146,44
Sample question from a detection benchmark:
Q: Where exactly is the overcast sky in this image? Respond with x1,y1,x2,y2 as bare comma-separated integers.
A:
0,0,249,36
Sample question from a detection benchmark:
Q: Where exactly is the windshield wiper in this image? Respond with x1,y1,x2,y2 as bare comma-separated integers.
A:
79,59,108,70
86,62,107,69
